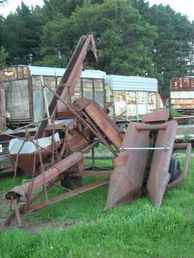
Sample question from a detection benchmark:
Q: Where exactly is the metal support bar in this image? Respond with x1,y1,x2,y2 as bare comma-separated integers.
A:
120,146,170,151
13,200,22,227
26,180,108,213
136,124,167,131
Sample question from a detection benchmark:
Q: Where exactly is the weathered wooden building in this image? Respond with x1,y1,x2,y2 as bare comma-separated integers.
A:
170,77,194,113
0,65,163,128
0,65,106,127
106,75,162,121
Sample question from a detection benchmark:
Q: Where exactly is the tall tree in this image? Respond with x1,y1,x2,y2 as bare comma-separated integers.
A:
42,0,105,21
0,47,8,68
4,2,42,64
132,1,193,96
40,0,157,75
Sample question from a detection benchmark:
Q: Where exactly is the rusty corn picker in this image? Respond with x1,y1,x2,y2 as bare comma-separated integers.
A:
3,35,191,227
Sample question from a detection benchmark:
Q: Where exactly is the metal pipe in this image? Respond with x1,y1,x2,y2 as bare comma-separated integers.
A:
6,152,83,201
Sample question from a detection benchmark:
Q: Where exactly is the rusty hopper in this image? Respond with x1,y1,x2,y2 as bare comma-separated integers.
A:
147,120,177,207
106,122,150,208
107,116,178,209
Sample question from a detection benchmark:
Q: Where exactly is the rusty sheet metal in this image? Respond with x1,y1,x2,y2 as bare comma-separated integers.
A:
45,87,117,154
136,123,166,131
142,111,169,123
6,152,83,201
10,141,61,177
171,77,194,91
74,98,122,149
147,120,177,207
106,122,150,209
63,130,91,153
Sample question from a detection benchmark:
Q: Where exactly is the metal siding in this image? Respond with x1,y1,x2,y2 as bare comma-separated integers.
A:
107,75,158,92
171,91,194,99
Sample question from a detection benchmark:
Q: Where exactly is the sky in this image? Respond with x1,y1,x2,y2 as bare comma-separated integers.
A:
0,0,194,21
0,0,44,17
148,0,194,21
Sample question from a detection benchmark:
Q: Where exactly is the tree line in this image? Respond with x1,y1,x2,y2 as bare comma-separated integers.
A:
0,0,194,96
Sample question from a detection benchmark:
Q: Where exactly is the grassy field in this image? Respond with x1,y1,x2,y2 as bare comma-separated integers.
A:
0,155,194,258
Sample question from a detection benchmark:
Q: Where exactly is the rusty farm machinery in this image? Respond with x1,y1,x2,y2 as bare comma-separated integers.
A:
0,34,191,227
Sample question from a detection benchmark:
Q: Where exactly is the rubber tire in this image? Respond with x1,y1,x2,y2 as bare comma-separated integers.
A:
169,156,181,183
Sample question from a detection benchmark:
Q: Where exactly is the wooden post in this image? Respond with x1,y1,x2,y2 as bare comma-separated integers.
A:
0,81,6,131
13,200,22,227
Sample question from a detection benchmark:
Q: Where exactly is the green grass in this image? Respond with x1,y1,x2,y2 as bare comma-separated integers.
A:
0,156,194,258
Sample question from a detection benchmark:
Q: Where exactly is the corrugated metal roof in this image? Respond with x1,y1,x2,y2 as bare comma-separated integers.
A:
28,66,106,79
106,75,158,92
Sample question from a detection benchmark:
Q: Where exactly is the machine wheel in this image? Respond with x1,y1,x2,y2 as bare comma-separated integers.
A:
169,156,181,183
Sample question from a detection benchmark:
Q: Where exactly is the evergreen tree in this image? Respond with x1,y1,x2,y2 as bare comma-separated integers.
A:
40,0,157,75
4,2,42,64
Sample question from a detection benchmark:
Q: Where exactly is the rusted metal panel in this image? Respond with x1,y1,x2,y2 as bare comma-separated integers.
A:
136,123,166,131
73,98,122,149
6,152,83,201
147,120,177,207
83,100,122,149
171,77,194,91
63,130,91,153
142,111,169,123
106,122,150,209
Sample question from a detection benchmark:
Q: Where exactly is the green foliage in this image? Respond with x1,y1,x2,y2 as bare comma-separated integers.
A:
41,0,157,75
170,108,181,117
2,2,42,64
0,46,8,68
132,2,193,96
0,0,194,97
